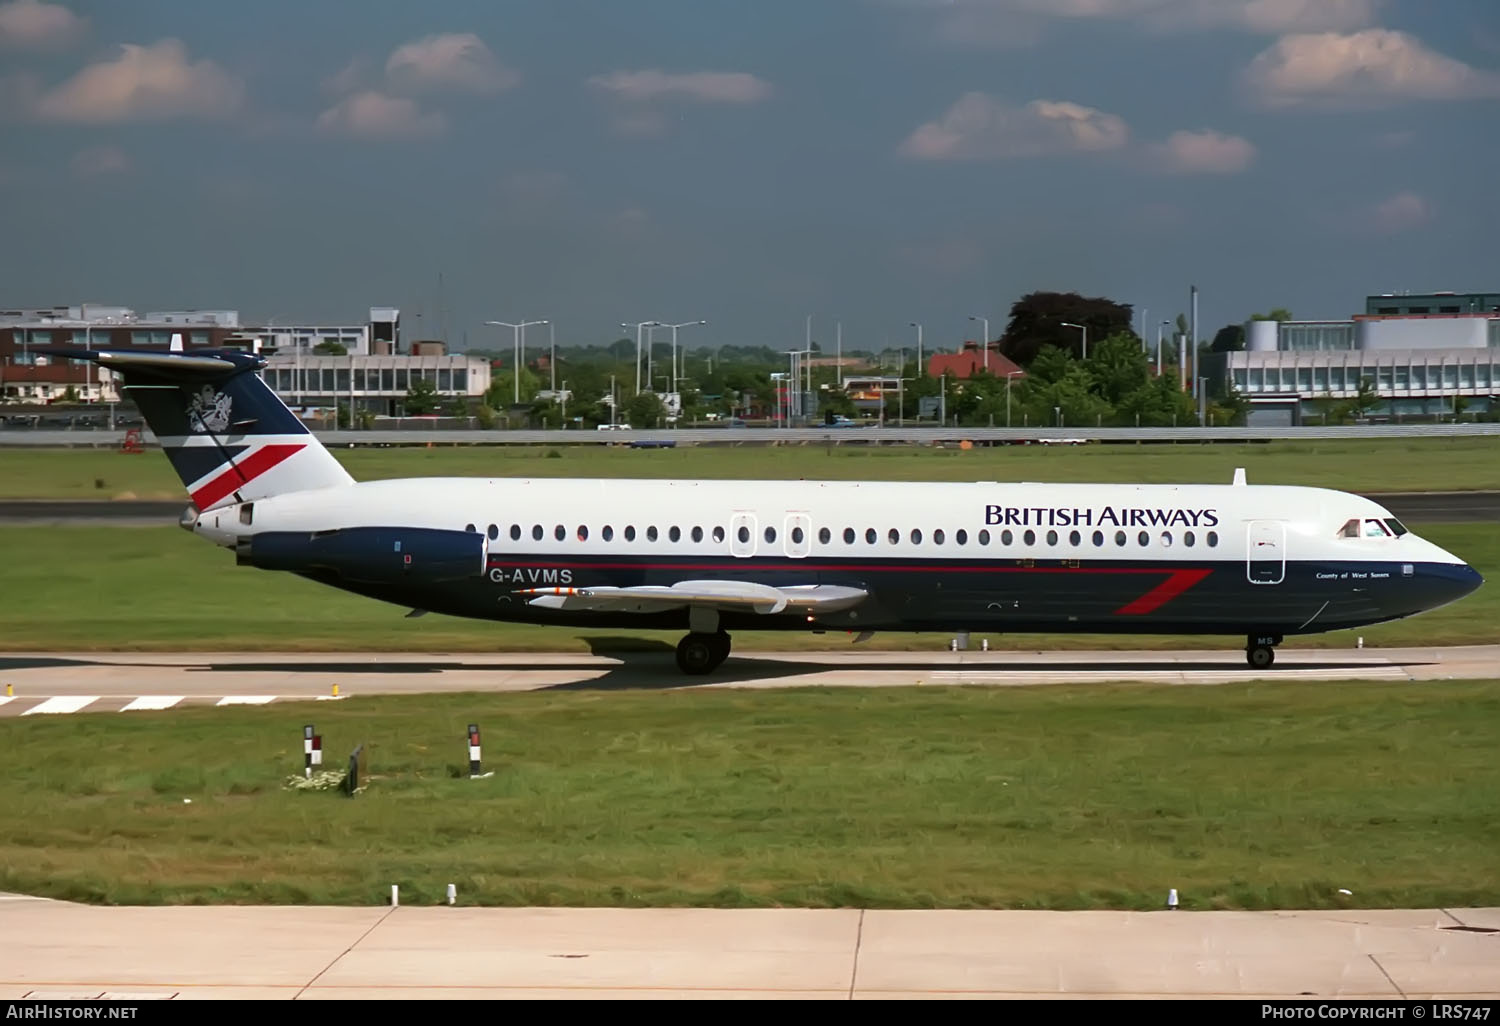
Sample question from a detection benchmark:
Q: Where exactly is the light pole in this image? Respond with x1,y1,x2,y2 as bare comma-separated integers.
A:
549,322,556,392
1061,321,1087,360
484,319,548,405
969,316,989,373
1005,370,1022,427
621,320,660,395
1157,320,1170,375
909,322,923,378
663,320,706,397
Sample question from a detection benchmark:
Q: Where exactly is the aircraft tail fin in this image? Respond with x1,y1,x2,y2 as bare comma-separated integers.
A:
36,346,354,511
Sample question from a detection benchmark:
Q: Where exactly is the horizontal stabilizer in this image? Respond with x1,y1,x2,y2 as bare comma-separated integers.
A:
35,347,241,378
519,579,868,616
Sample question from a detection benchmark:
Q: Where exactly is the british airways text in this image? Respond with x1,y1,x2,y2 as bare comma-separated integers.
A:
984,505,1221,528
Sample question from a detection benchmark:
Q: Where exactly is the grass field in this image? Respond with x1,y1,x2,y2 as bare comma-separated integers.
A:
2,435,1499,499
2,681,1496,909
0,524,1492,652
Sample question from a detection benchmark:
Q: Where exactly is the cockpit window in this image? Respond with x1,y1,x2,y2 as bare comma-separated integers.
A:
1384,518,1408,537
1363,519,1391,538
1338,519,1360,538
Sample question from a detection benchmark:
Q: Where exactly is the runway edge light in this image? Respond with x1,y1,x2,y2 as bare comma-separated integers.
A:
447,883,456,906
1168,888,1179,910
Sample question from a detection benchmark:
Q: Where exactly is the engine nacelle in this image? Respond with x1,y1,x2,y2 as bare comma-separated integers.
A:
237,527,486,585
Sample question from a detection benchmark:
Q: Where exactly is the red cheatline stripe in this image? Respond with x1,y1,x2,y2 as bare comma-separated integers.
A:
189,443,304,510
1113,568,1214,615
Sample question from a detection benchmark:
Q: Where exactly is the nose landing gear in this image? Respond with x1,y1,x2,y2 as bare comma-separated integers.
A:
1246,633,1282,669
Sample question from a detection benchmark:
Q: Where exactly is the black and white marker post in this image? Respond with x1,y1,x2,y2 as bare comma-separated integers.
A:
468,724,493,779
304,725,324,778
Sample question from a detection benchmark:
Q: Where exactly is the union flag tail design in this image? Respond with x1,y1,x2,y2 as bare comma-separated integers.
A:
37,346,354,510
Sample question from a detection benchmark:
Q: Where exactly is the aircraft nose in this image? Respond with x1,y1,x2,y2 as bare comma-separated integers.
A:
1428,562,1484,608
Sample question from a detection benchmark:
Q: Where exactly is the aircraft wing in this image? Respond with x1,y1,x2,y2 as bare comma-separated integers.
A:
518,580,868,616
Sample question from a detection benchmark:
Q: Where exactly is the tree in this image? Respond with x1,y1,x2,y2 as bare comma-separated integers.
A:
1210,324,1245,352
997,291,1135,366
1083,332,1149,406
403,377,441,415
623,391,667,428
1250,308,1293,322
313,340,348,355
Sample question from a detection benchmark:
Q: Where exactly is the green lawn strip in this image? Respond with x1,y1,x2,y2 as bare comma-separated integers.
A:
2,437,1499,499
2,682,1496,909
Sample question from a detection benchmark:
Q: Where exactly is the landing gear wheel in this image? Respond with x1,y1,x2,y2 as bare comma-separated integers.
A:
1246,644,1275,669
709,631,731,667
676,633,719,675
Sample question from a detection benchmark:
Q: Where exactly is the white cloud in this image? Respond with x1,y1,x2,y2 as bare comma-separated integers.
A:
877,0,1379,45
1368,191,1432,233
587,69,771,138
31,39,242,122
316,90,446,140
587,69,773,104
900,93,1128,160
0,0,85,50
70,144,129,178
385,33,519,95
1145,129,1256,173
1245,29,1500,107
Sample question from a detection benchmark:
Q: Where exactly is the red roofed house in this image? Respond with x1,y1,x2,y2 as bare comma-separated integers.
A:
927,341,1025,382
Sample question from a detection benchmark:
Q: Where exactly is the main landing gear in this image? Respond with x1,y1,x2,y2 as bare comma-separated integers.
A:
676,631,732,675
1246,633,1282,669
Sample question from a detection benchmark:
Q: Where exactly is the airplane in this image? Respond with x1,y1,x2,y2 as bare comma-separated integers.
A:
38,344,1484,676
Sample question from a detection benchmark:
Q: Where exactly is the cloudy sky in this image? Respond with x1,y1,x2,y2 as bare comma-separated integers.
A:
1,0,1496,353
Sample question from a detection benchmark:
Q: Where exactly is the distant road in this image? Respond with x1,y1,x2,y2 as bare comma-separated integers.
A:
0,491,1496,524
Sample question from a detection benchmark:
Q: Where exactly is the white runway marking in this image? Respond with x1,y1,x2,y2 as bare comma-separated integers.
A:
121,696,185,711
22,696,99,715
315,694,347,701
216,695,276,706
0,696,13,707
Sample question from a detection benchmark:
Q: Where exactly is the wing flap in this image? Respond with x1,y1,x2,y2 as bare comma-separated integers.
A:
520,580,868,616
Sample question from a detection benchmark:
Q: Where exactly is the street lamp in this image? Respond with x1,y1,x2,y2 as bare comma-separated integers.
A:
1157,320,1170,375
969,316,989,373
662,320,706,397
485,319,548,405
1005,370,1022,427
1061,321,1087,360
621,320,660,394
909,322,922,377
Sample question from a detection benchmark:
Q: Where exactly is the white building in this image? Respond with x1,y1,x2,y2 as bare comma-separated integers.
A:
261,352,491,416
1222,307,1500,422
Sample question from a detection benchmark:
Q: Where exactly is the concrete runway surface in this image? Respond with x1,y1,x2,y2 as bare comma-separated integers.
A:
2,893,1497,1000
0,646,1497,715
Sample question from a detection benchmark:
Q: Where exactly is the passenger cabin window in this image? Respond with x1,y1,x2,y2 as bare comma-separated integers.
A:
713,526,725,543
